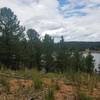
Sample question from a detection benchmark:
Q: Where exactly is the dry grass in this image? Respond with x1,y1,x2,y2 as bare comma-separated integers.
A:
0,68,99,100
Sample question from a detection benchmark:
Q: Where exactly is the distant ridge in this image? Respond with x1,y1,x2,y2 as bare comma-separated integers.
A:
63,42,100,50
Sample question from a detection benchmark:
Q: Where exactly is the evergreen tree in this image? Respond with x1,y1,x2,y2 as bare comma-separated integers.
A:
56,36,71,72
42,34,54,72
71,51,84,72
85,52,95,73
0,7,25,68
27,29,41,69
57,36,65,72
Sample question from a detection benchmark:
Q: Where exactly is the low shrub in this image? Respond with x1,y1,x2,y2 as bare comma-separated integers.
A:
45,87,55,100
78,92,93,100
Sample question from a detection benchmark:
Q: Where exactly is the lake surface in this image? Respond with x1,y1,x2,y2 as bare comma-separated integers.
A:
92,53,100,69
84,52,100,69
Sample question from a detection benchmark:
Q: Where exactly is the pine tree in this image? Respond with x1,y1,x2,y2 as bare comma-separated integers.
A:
85,52,95,73
42,34,54,72
0,7,25,68
27,29,41,69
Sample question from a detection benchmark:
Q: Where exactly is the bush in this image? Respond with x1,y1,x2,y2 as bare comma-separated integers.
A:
79,92,93,100
31,70,43,90
0,78,10,92
33,78,43,90
45,87,55,100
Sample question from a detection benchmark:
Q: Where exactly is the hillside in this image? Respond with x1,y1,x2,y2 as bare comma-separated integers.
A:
64,42,100,50
0,68,100,100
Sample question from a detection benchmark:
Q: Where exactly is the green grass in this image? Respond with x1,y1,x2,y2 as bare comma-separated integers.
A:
0,77,10,92
0,67,99,99
33,78,43,90
45,87,55,100
78,92,93,100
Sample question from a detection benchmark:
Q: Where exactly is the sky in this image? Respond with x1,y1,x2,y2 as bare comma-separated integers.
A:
0,0,100,41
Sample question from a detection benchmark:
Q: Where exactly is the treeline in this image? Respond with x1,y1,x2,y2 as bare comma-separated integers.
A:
0,7,95,73
64,42,100,51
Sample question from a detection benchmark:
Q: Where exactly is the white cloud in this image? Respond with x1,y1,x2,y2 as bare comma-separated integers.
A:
0,0,100,41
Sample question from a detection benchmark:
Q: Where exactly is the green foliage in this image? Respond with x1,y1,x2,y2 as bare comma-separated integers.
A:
0,7,25,69
45,87,55,100
42,34,55,72
0,78,8,86
85,52,95,73
78,92,93,100
27,28,41,69
33,78,43,90
0,78,10,92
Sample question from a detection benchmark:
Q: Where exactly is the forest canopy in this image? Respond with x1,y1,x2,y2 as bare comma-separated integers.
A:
0,7,98,73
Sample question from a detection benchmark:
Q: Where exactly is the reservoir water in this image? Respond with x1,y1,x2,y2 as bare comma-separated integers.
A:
92,53,100,69
84,52,100,70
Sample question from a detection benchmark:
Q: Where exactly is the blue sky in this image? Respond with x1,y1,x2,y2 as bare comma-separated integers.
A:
58,0,69,7
58,0,100,17
0,0,100,41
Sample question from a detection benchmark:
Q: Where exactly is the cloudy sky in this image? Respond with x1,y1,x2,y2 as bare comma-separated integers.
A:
0,0,100,41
